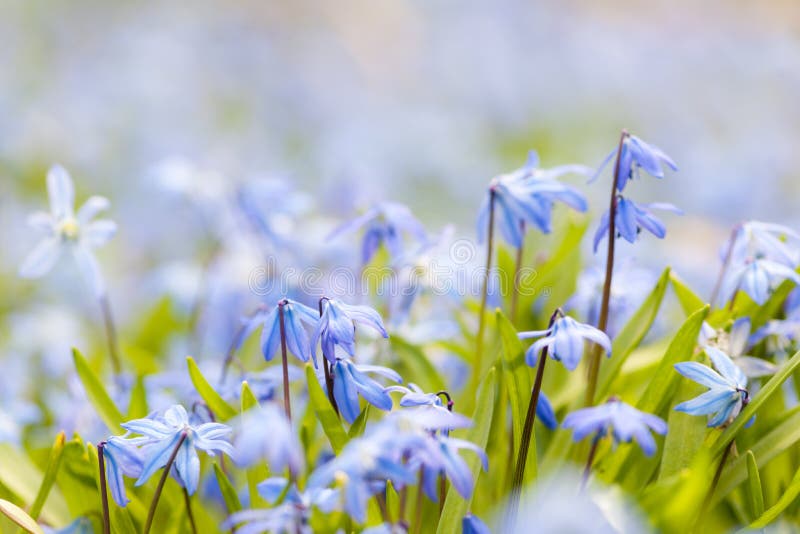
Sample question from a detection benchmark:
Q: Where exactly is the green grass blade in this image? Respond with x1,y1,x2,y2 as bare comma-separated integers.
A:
745,450,764,520
28,432,66,521
750,466,800,529
305,364,347,454
213,463,242,515
669,271,706,317
186,356,237,421
72,348,125,434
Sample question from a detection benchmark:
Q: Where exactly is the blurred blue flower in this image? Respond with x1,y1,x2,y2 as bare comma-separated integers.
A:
477,158,589,248
19,165,117,297
593,197,682,252
729,221,800,268
329,202,428,265
102,436,144,507
463,513,491,534
312,298,389,364
563,399,667,456
593,134,677,192
718,258,800,306
43,517,94,534
122,404,234,495
332,359,402,424
519,315,611,372
233,404,303,476
418,435,488,501
706,317,777,378
251,299,318,363
674,347,749,428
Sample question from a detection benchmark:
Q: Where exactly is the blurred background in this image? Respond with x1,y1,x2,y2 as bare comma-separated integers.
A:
1,0,799,438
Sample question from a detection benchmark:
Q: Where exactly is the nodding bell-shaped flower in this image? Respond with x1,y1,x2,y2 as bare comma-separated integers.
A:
563,398,667,456
519,315,611,372
254,298,319,363
332,359,402,424
328,201,428,266
593,133,678,192
312,298,388,365
593,196,682,253
674,347,750,428
19,165,117,297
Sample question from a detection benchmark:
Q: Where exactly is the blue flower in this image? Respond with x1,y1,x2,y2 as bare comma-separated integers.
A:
122,404,234,495
462,513,491,534
674,347,750,428
312,298,389,364
718,258,800,306
593,197,682,252
101,436,144,507
233,404,304,475
332,359,402,424
519,315,611,372
704,317,777,378
329,202,428,265
251,299,319,363
593,134,677,192
563,399,667,456
477,158,589,248
418,436,488,501
729,221,800,268
19,165,117,297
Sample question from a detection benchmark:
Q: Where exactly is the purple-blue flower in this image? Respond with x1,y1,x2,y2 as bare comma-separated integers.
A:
101,436,143,507
251,298,318,363
312,298,389,364
332,359,402,424
462,513,491,534
328,201,428,265
563,398,667,456
122,404,234,495
418,435,488,501
519,315,611,372
19,165,117,297
594,134,677,192
718,258,800,306
593,197,682,252
233,404,303,475
674,347,749,428
477,156,589,248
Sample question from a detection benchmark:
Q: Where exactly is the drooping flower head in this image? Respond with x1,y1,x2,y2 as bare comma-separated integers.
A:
331,359,402,424
674,347,750,428
594,133,677,192
477,153,589,248
249,298,319,363
121,404,234,495
593,197,682,252
463,513,491,534
312,298,388,364
19,165,117,297
100,436,144,507
519,315,611,372
328,202,428,265
719,258,800,306
563,398,667,456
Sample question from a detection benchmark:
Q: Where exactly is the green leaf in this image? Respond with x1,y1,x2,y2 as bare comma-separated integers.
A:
750,465,800,528
72,348,124,434
347,405,370,440
597,267,671,399
496,310,536,481
745,450,764,520
389,336,445,393
0,445,70,527
29,432,66,521
436,368,497,534
0,499,44,534
715,407,800,502
711,348,800,457
658,373,708,480
241,381,260,413
127,375,149,419
240,381,268,508
186,356,236,421
213,463,242,515
305,364,347,454
669,271,706,317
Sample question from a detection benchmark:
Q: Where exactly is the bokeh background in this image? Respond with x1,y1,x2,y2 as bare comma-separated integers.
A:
1,0,799,438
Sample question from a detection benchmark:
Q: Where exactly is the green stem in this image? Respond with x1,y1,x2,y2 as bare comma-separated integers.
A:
143,432,188,534
278,300,292,420
585,130,628,407
183,487,198,534
97,443,111,534
475,190,496,386
99,294,121,374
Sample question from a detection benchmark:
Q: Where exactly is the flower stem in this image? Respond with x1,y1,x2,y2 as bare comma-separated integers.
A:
506,308,560,529
699,440,734,521
318,297,339,415
585,130,628,407
97,443,111,534
580,434,602,491
709,224,742,309
475,190,496,386
510,221,526,324
278,300,292,420
143,432,188,534
98,294,121,375
183,487,198,534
